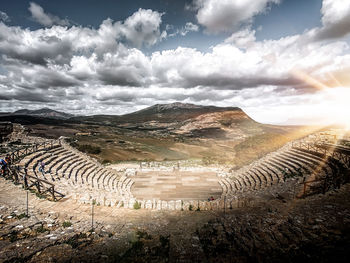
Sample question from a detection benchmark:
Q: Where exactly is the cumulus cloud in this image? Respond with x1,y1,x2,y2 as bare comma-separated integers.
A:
119,8,166,47
192,0,280,33
29,2,70,27
224,28,256,48
312,0,350,41
0,11,10,22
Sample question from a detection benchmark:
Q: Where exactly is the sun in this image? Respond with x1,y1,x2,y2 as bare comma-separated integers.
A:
323,87,350,128
292,69,350,128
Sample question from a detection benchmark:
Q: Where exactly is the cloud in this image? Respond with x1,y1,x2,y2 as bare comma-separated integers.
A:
312,0,350,41
119,8,166,47
29,2,70,27
192,0,280,33
224,28,256,47
0,11,10,22
168,22,199,37
1,2,350,125
183,22,199,34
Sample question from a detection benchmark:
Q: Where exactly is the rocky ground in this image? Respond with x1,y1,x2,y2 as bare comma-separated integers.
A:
1,173,350,262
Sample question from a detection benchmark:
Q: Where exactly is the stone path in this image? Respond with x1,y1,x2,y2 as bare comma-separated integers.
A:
131,170,222,201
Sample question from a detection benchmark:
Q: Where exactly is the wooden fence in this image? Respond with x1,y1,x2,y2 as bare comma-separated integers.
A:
292,139,350,196
9,140,60,163
3,140,65,201
5,165,65,201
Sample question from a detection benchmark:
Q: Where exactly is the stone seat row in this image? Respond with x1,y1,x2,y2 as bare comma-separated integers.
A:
221,148,338,197
18,145,134,206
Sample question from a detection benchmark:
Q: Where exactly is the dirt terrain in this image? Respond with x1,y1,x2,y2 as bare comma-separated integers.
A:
1,175,349,262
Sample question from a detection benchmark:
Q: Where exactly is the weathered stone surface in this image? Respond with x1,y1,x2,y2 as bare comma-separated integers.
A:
156,200,162,210
183,201,190,211
168,200,175,210
145,200,152,209
175,200,182,210
161,201,168,210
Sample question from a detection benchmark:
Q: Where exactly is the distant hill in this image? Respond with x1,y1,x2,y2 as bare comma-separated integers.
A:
12,108,74,119
120,102,242,123
0,103,259,134
73,102,248,125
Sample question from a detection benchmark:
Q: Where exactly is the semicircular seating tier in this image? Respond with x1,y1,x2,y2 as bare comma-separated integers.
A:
220,144,349,201
17,142,134,207
9,133,350,210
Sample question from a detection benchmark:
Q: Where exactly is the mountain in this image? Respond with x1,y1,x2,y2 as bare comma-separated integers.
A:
12,108,74,119
115,102,244,123
70,102,248,125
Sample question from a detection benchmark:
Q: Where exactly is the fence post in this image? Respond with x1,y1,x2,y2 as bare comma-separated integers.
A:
36,181,41,193
51,186,56,201
323,177,327,194
224,196,226,214
91,200,94,232
26,191,29,216
13,168,18,183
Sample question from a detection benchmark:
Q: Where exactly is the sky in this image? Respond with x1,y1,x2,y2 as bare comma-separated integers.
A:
0,0,350,125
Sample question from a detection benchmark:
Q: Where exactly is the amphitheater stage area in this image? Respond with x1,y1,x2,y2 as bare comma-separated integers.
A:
131,170,222,201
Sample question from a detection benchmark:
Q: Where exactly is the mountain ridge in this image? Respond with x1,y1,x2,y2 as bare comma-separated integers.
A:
0,103,254,126
12,108,74,119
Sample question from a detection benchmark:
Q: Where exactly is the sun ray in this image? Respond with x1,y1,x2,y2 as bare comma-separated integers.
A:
326,72,343,88
291,69,329,91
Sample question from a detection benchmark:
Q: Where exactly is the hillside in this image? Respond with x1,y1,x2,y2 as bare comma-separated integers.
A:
119,102,243,123
72,102,252,125
12,108,74,119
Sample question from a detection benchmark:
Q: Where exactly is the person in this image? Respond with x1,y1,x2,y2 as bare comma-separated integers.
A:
5,155,11,167
38,161,45,176
0,158,7,176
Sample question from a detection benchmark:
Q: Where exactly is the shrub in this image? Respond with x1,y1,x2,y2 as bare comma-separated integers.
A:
133,201,141,210
102,159,111,165
189,204,193,211
69,141,78,148
16,213,28,220
36,225,48,233
78,144,101,154
62,221,72,228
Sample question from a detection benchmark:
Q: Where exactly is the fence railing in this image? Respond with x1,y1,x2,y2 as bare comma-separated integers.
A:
3,140,64,201
292,140,350,168
9,140,60,163
5,166,65,201
292,139,350,197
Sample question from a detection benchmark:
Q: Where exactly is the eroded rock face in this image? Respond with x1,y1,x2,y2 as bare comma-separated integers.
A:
0,122,13,142
29,244,74,263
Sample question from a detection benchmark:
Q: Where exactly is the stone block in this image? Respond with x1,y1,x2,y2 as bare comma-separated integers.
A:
175,200,182,210
145,200,152,209
183,201,190,210
168,200,175,210
161,201,168,210
140,200,145,209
